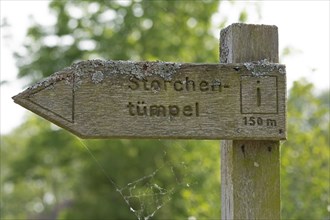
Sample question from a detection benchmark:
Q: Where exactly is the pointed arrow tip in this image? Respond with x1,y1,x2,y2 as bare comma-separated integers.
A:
12,70,75,125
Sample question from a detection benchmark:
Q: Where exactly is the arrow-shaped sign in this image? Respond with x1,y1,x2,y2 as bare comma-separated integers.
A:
13,59,286,140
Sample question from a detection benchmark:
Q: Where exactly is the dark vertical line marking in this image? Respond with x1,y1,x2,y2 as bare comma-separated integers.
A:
241,144,245,157
257,80,261,107
257,88,261,107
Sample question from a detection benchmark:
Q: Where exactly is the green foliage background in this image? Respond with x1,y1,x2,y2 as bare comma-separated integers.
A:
1,1,329,219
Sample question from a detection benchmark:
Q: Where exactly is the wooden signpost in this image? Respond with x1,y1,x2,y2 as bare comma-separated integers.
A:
13,60,285,140
13,23,286,219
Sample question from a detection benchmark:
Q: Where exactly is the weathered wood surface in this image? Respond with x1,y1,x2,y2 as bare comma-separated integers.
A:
13,59,286,140
220,23,282,219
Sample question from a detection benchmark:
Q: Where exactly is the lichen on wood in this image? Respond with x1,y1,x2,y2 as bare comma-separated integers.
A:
72,59,182,82
14,67,74,98
244,59,286,77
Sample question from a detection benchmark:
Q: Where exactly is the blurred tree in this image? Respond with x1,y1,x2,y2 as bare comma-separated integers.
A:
15,0,220,84
281,80,330,219
3,0,223,219
1,118,221,219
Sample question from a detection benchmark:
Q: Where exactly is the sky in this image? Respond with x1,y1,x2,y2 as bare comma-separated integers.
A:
1,0,329,135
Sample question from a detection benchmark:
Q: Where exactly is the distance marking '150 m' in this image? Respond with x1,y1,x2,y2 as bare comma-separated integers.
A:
243,116,277,127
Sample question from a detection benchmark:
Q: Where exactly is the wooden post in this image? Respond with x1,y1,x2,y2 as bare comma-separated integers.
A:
220,23,281,219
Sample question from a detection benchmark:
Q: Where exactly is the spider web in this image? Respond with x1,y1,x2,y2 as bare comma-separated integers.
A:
117,164,177,220
77,138,217,219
